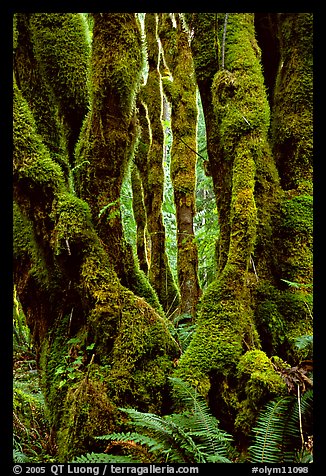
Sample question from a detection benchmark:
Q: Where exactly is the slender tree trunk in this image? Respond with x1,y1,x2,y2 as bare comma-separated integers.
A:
74,13,161,312
158,13,201,317
271,13,313,285
136,13,180,315
131,162,149,274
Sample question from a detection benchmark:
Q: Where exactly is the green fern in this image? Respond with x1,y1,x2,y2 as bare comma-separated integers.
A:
249,389,313,463
74,452,137,463
169,377,233,460
13,449,30,463
74,377,233,463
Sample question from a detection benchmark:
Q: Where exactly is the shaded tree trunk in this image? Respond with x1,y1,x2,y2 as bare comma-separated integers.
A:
135,13,180,315
158,13,201,318
131,162,149,274
75,13,161,312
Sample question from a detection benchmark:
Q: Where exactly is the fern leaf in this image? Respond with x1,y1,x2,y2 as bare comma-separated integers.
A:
169,377,232,458
249,396,299,463
96,431,165,453
73,452,138,463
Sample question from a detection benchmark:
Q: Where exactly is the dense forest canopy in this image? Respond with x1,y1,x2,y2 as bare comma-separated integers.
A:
13,12,313,463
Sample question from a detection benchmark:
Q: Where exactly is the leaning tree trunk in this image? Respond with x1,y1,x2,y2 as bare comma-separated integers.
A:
175,13,311,441
158,13,201,318
13,13,178,461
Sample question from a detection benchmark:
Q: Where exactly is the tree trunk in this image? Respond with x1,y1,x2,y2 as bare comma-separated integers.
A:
131,162,149,274
135,13,180,315
158,13,201,318
176,13,312,440
13,13,178,461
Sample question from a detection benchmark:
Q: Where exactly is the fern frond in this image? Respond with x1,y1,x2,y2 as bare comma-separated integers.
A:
169,377,233,459
76,378,234,464
96,431,165,453
73,452,138,463
119,408,205,463
249,396,301,463
13,449,30,463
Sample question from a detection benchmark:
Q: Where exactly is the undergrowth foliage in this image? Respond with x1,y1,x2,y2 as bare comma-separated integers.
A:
249,390,313,463
74,378,234,463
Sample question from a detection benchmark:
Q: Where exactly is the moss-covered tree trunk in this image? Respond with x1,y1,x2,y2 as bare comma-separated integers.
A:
176,13,312,441
13,13,178,461
134,13,179,314
158,13,201,317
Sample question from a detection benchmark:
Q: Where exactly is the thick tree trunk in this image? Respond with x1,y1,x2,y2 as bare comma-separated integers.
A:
158,14,201,318
13,13,178,461
176,13,311,440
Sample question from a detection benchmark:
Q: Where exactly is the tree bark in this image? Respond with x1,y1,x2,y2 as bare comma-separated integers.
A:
158,13,201,318
135,13,180,315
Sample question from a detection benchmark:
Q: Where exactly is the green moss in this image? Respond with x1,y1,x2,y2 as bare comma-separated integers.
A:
278,194,313,236
14,14,70,176
91,13,142,118
254,281,313,362
122,242,164,316
13,14,18,50
50,192,94,257
30,13,91,156
13,202,53,291
175,279,260,396
235,350,287,435
210,13,271,280
13,80,65,192
56,378,118,461
271,14,313,190
273,193,313,284
183,13,219,83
